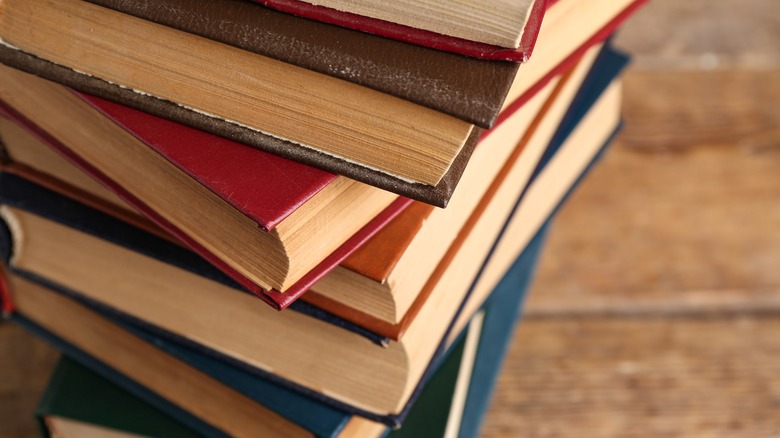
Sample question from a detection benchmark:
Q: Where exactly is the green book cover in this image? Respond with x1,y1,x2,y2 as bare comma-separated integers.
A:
36,357,198,438
387,326,467,438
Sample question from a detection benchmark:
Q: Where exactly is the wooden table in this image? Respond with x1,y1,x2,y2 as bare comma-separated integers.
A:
482,1,780,436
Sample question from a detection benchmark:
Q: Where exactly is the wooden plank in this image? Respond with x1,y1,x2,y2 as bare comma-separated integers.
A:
621,70,780,150
482,67,780,437
614,0,780,69
0,322,59,438
483,316,780,437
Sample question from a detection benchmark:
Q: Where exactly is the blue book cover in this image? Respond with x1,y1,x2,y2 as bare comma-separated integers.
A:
31,226,549,438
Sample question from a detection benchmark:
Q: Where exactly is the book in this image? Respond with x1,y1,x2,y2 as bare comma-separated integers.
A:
37,357,200,438
0,0,645,199
251,0,549,61
255,0,545,52
0,67,622,419
0,64,406,310
32,314,484,438
0,158,533,421
26,224,548,438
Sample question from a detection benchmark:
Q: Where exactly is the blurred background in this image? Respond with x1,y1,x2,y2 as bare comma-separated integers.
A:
482,0,780,436
2,0,779,436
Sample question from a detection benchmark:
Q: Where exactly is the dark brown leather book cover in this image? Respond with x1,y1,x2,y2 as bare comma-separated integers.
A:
85,0,519,128
0,46,479,207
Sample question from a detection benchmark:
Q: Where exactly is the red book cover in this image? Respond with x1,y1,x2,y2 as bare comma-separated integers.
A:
252,0,552,62
79,95,336,231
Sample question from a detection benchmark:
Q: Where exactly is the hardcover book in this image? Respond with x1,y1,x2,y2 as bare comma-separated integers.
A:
37,357,200,438
251,0,549,60
34,235,540,438
255,0,547,53
24,225,548,438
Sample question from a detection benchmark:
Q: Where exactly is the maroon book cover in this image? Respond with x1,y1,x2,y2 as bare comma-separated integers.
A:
79,94,337,231
252,0,552,61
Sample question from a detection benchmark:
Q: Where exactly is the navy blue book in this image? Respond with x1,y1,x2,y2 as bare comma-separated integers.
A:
29,226,548,438
1,44,628,436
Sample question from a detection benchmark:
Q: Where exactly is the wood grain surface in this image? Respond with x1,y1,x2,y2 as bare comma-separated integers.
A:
482,317,780,438
524,69,780,317
479,1,780,436
2,0,780,437
615,0,780,69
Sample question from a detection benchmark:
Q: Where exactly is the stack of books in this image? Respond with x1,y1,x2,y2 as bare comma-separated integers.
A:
0,0,645,436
